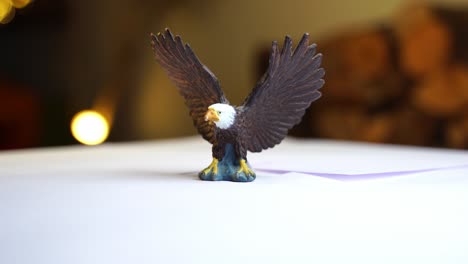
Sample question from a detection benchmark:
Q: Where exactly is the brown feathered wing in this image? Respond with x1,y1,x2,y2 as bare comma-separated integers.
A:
238,33,325,152
151,29,228,144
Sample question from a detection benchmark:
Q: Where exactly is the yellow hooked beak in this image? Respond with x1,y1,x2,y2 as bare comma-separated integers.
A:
204,107,220,122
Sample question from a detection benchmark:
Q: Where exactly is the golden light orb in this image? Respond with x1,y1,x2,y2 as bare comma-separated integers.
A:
0,0,13,24
71,110,110,145
11,0,32,9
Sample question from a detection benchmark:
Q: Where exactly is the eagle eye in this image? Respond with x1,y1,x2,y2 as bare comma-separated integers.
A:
217,111,221,114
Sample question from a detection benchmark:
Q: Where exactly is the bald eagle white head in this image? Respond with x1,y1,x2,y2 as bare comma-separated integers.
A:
204,103,236,129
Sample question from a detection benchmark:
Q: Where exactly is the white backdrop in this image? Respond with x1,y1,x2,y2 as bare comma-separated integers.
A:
1,138,467,264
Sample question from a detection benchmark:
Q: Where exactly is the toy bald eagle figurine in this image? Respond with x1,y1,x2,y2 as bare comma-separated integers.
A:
151,29,324,182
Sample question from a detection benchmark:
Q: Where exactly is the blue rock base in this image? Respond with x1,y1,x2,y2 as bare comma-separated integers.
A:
198,144,256,182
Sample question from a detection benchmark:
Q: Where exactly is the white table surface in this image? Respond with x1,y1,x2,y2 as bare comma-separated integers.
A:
1,137,467,264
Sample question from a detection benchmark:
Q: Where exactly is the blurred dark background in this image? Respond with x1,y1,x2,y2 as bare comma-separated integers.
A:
1,0,467,150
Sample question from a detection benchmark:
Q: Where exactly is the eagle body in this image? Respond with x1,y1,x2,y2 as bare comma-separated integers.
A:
151,29,325,182
213,124,242,160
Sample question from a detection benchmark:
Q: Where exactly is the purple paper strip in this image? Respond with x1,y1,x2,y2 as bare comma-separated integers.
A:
255,164,468,181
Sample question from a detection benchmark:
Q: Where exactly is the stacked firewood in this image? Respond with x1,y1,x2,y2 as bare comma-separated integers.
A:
293,3,468,149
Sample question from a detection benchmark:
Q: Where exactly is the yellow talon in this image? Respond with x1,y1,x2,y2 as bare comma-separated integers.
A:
202,158,219,175
237,159,254,175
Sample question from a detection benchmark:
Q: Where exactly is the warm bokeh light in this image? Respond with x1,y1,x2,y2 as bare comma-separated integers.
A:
0,0,32,24
11,0,32,9
0,0,13,24
71,110,110,145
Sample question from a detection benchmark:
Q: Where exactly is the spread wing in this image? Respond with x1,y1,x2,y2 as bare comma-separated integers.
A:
238,33,325,152
151,29,228,144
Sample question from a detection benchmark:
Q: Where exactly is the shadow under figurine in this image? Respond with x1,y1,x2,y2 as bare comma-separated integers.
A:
151,29,325,182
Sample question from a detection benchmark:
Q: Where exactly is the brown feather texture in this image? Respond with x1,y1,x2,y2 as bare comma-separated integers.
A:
238,33,325,152
151,29,324,153
150,29,228,144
